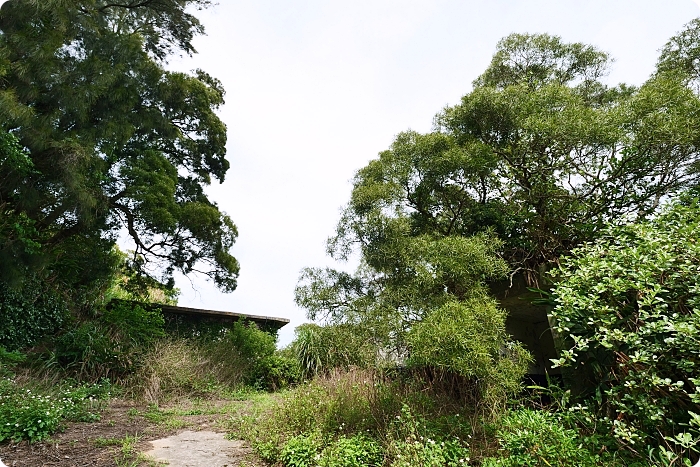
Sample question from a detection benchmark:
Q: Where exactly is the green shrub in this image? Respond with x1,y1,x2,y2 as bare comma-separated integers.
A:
550,201,700,456
279,433,322,467
0,378,63,442
483,408,611,467
54,301,165,380
102,301,166,347
251,354,301,391
319,434,384,467
278,431,384,467
0,277,67,351
226,320,276,362
406,297,530,412
221,321,301,391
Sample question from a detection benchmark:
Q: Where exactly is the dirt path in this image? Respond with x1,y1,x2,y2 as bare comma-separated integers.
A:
0,399,264,467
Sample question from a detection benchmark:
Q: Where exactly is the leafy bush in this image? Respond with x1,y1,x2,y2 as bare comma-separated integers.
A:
550,201,700,455
407,297,530,411
0,378,63,442
319,434,384,467
0,378,111,442
221,321,301,390
53,301,165,380
279,433,322,467
251,354,301,391
226,320,276,361
0,277,68,351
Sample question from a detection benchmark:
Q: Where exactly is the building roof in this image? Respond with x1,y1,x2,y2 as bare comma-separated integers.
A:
158,303,290,332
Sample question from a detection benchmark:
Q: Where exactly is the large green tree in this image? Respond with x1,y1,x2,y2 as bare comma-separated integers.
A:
330,33,700,281
0,0,239,298
296,29,700,386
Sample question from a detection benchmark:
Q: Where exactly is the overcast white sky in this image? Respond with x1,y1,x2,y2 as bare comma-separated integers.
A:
164,0,700,346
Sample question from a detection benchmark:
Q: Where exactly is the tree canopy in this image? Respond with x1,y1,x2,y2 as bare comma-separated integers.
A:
331,33,700,281
0,0,239,299
296,26,700,389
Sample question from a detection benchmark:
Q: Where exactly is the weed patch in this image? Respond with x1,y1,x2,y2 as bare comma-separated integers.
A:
0,377,111,442
231,369,476,466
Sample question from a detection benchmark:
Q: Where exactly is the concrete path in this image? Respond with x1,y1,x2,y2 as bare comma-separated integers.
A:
145,431,251,466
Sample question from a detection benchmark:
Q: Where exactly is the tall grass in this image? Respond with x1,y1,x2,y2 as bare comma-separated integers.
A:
124,321,299,404
230,368,479,466
124,338,242,404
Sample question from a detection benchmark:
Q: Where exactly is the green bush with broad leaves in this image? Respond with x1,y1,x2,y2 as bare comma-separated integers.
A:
319,434,384,467
0,277,68,351
223,321,301,390
271,413,387,467
279,433,323,467
550,200,700,459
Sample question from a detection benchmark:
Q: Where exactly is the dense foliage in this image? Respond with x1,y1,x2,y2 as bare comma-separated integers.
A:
3,2,700,465
482,408,627,467
551,201,700,458
297,233,530,407
0,277,67,350
225,321,301,391
54,301,166,380
321,33,700,284
0,0,239,307
295,29,700,415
